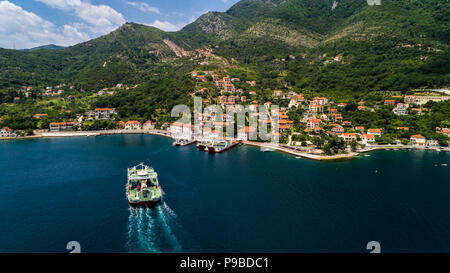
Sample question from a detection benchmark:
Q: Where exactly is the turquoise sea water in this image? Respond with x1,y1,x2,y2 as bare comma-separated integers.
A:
0,134,449,253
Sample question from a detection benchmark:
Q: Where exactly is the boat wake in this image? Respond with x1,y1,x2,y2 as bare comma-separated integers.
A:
125,202,183,253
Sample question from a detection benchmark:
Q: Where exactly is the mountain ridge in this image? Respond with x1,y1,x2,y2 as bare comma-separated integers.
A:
0,0,448,93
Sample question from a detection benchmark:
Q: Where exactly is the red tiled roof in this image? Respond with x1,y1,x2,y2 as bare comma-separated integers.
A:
95,108,114,111
50,122,74,126
126,121,141,125
239,126,256,133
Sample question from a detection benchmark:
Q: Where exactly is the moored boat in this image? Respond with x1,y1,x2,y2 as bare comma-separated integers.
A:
126,163,162,206
173,137,197,146
196,139,211,149
205,139,239,153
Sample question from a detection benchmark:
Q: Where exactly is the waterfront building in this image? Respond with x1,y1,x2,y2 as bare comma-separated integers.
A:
124,121,142,130
410,134,426,146
143,120,156,130
0,127,16,138
170,122,193,137
49,122,75,132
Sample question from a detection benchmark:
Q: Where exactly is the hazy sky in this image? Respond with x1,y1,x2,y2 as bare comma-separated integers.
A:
0,0,240,49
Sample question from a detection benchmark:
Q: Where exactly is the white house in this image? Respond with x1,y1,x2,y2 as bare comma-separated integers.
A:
361,134,376,144
307,119,321,130
170,122,193,138
393,103,408,115
410,134,426,146
340,133,357,142
125,121,142,130
94,108,117,120
0,127,16,138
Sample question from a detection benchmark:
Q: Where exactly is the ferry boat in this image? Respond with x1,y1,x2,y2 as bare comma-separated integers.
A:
173,137,197,146
126,163,162,206
204,139,239,153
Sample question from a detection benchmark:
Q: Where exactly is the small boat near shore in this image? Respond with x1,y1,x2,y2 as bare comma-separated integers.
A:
173,137,197,146
126,163,162,206
261,147,274,152
204,139,239,153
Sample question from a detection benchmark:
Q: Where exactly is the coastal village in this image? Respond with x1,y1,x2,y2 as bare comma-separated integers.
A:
1,70,449,159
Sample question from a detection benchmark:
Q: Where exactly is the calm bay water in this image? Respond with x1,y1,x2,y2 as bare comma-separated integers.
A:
0,134,449,253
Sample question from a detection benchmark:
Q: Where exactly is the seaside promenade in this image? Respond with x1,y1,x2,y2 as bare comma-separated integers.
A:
2,129,448,161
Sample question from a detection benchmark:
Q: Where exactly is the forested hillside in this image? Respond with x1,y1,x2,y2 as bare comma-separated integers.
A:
0,0,448,96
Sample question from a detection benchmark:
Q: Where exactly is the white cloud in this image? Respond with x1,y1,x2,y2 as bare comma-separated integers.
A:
147,20,185,32
126,1,160,14
0,1,87,48
36,0,126,36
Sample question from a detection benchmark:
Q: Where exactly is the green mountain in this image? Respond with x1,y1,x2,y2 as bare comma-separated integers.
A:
0,0,449,94
22,44,65,51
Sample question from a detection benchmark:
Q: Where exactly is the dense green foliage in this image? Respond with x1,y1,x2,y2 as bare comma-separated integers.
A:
94,74,194,122
0,0,449,138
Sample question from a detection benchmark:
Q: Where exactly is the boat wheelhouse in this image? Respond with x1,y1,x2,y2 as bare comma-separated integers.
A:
126,163,162,206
